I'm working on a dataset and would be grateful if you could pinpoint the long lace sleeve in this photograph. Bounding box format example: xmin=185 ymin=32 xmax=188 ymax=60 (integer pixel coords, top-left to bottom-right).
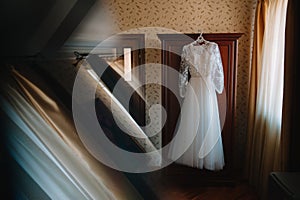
xmin=179 ymin=47 xmax=189 ymax=98
xmin=212 ymin=44 xmax=224 ymax=94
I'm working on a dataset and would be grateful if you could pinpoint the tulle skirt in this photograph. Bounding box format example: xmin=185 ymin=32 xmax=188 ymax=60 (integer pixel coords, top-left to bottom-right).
xmin=167 ymin=76 xmax=225 ymax=171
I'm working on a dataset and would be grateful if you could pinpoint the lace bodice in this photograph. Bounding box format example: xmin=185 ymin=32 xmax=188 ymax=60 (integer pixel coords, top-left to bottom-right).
xmin=179 ymin=41 xmax=224 ymax=97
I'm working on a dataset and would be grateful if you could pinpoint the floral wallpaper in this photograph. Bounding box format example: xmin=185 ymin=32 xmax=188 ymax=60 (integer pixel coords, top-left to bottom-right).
xmin=98 ymin=0 xmax=257 ymax=160
xmin=65 ymin=0 xmax=258 ymax=163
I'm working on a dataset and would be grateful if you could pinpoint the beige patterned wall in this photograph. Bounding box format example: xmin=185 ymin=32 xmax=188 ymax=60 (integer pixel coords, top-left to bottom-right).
xmin=70 ymin=0 xmax=257 ymax=162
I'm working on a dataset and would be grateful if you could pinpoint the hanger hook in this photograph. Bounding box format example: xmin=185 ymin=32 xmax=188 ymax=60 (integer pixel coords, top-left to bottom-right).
xmin=198 ymin=29 xmax=203 ymax=36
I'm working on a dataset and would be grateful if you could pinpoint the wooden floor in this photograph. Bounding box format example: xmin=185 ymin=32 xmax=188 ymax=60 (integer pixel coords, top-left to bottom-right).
xmin=142 ymin=171 xmax=259 ymax=200
xmin=154 ymin=182 xmax=258 ymax=200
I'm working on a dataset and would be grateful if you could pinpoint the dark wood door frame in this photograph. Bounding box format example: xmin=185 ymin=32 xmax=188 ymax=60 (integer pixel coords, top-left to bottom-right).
xmin=158 ymin=33 xmax=242 ymax=182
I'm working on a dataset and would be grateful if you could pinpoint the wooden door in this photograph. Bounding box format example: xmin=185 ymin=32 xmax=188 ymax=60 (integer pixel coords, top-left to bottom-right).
xmin=158 ymin=33 xmax=242 ymax=182
xmin=99 ymin=34 xmax=146 ymax=126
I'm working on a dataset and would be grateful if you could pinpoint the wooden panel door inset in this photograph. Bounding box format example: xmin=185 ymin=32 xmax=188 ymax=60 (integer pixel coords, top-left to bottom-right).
xmin=158 ymin=33 xmax=242 ymax=181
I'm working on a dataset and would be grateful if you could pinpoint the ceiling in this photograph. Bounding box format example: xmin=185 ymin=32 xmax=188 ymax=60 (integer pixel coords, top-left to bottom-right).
xmin=1 ymin=0 xmax=96 ymax=57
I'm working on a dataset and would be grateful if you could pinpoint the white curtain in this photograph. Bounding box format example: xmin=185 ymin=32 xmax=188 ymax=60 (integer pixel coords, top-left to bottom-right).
xmin=256 ymin=0 xmax=288 ymax=133
xmin=0 ymin=65 xmax=146 ymax=199
xmin=246 ymin=0 xmax=288 ymax=198
xmin=0 ymin=86 xmax=117 ymax=200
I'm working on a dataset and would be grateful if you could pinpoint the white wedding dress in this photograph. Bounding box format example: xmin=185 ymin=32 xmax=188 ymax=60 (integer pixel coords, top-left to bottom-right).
xmin=168 ymin=40 xmax=225 ymax=171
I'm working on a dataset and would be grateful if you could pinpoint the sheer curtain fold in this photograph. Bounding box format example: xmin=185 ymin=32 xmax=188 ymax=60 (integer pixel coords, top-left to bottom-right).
xmin=2 ymin=100 xmax=88 ymax=200
xmin=0 ymin=68 xmax=143 ymax=200
xmin=1 ymin=89 xmax=102 ymax=200
xmin=246 ymin=0 xmax=288 ymax=198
